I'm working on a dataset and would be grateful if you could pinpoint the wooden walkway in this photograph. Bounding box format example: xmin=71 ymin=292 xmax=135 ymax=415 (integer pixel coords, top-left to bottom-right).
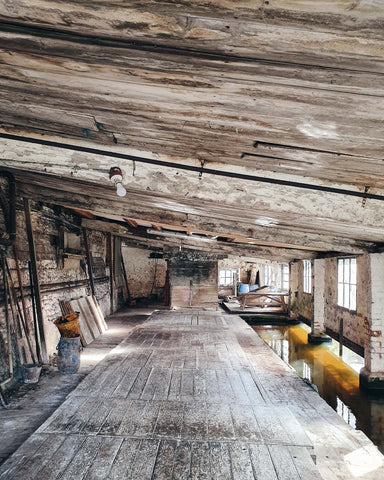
xmin=0 ymin=310 xmax=383 ymax=479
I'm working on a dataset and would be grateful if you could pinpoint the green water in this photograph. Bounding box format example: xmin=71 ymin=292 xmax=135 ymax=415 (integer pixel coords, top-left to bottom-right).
xmin=253 ymin=322 xmax=384 ymax=455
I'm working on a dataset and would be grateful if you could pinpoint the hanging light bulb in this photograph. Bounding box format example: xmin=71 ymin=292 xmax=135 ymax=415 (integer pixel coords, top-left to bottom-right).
xmin=109 ymin=167 xmax=127 ymax=197
xmin=116 ymin=181 xmax=127 ymax=197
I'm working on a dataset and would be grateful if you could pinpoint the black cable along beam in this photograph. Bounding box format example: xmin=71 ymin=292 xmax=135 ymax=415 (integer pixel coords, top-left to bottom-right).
xmin=1 ymin=132 xmax=383 ymax=201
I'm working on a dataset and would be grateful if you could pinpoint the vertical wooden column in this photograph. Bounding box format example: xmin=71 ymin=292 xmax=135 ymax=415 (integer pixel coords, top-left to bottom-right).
xmin=82 ymin=227 xmax=95 ymax=296
xmin=23 ymin=198 xmax=48 ymax=364
xmin=107 ymin=232 xmax=114 ymax=314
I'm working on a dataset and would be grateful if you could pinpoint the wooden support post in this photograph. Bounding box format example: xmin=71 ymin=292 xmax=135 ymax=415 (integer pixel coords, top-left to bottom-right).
xmin=23 ymin=198 xmax=48 ymax=364
xmin=107 ymin=232 xmax=114 ymax=314
xmin=28 ymin=261 xmax=40 ymax=364
xmin=82 ymin=227 xmax=95 ymax=296
xmin=12 ymin=242 xmax=30 ymax=336
xmin=121 ymin=256 xmax=130 ymax=301
xmin=4 ymin=257 xmax=36 ymax=364
xmin=339 ymin=317 xmax=344 ymax=357
xmin=1 ymin=251 xmax=13 ymax=382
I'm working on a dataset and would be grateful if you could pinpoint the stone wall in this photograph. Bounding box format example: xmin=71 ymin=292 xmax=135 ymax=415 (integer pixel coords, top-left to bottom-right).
xmin=122 ymin=246 xmax=166 ymax=300
xmin=323 ymin=256 xmax=370 ymax=351
xmin=290 ymin=261 xmax=312 ymax=321
xmin=218 ymin=258 xmax=263 ymax=285
xmin=291 ymin=256 xmax=370 ymax=354
xmin=0 ymin=201 xmax=116 ymax=383
xmin=218 ymin=257 xmax=286 ymax=287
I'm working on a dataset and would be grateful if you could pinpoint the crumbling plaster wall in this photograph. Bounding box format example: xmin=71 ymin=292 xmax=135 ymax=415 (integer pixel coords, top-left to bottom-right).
xmin=218 ymin=257 xmax=273 ymax=285
xmin=290 ymin=260 xmax=312 ymax=321
xmin=219 ymin=258 xmax=256 ymax=284
xmin=121 ymin=246 xmax=166 ymax=300
xmin=363 ymin=253 xmax=384 ymax=377
xmin=0 ymin=202 xmax=112 ymax=382
xmin=291 ymin=256 xmax=370 ymax=352
xmin=323 ymin=256 xmax=370 ymax=350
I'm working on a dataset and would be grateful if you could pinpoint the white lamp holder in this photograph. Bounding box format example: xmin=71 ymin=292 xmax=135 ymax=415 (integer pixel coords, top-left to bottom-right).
xmin=109 ymin=167 xmax=126 ymax=197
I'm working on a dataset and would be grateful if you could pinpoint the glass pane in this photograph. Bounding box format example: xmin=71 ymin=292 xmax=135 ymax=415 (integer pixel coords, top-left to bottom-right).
xmin=338 ymin=259 xmax=344 ymax=283
xmin=350 ymin=285 xmax=356 ymax=310
xmin=344 ymin=260 xmax=350 ymax=284
xmin=344 ymin=283 xmax=350 ymax=309
xmin=350 ymin=259 xmax=357 ymax=285
xmin=338 ymin=283 xmax=344 ymax=306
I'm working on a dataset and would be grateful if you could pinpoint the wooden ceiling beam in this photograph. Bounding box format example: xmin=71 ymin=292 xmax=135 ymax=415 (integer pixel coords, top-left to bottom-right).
xmin=124 ymin=218 xmax=138 ymax=228
xmin=9 ymin=170 xmax=372 ymax=255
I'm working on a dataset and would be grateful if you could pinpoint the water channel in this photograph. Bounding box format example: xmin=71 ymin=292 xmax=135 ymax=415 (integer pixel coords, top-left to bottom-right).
xmin=251 ymin=321 xmax=384 ymax=454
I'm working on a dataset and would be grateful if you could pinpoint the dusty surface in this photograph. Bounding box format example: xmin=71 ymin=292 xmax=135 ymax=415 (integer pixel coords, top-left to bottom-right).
xmin=0 ymin=308 xmax=383 ymax=479
xmin=0 ymin=307 xmax=154 ymax=465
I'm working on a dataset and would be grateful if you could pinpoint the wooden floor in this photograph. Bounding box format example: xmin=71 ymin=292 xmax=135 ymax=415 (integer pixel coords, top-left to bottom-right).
xmin=0 ymin=310 xmax=383 ymax=479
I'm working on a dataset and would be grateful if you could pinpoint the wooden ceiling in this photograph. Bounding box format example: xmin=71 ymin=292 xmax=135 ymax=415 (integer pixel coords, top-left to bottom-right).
xmin=0 ymin=1 xmax=384 ymax=260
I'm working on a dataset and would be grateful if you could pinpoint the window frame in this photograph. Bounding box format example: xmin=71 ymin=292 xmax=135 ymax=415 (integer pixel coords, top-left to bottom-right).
xmin=281 ymin=264 xmax=289 ymax=292
xmin=302 ymin=260 xmax=312 ymax=294
xmin=337 ymin=257 xmax=357 ymax=311
xmin=263 ymin=264 xmax=272 ymax=286
xmin=218 ymin=268 xmax=239 ymax=286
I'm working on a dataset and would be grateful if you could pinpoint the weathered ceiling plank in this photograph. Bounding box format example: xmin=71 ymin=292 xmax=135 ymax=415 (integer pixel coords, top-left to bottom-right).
xmin=6 ymin=167 xmax=376 ymax=254
xmin=0 ymin=1 xmax=383 ymax=70
xmin=0 ymin=1 xmax=383 ymax=258
xmin=0 ymin=39 xmax=383 ymax=167
xmin=80 ymin=218 xmax=319 ymax=261
xmin=2 ymin=139 xmax=384 ymax=236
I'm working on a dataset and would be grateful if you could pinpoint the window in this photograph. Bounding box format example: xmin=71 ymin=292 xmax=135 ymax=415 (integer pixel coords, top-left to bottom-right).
xmin=303 ymin=260 xmax=311 ymax=294
xmin=337 ymin=258 xmax=356 ymax=310
xmin=281 ymin=264 xmax=289 ymax=291
xmin=263 ymin=264 xmax=272 ymax=285
xmin=219 ymin=268 xmax=238 ymax=286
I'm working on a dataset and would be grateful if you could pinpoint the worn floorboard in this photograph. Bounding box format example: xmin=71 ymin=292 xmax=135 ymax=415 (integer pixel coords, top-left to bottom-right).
xmin=1 ymin=309 xmax=383 ymax=479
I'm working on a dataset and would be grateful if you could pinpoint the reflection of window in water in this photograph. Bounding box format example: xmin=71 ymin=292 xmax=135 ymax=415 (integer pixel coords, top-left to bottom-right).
xmin=271 ymin=339 xmax=282 ymax=359
xmin=337 ymin=396 xmax=356 ymax=428
xmin=282 ymin=340 xmax=289 ymax=364
xmin=303 ymin=361 xmax=312 ymax=383
xmin=270 ymin=338 xmax=289 ymax=365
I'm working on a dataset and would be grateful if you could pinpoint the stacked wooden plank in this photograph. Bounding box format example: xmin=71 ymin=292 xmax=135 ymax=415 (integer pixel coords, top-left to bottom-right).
xmin=59 ymin=296 xmax=107 ymax=346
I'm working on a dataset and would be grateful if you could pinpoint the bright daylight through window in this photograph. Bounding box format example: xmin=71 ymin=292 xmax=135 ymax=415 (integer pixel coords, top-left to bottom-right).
xmin=338 ymin=258 xmax=357 ymax=310
xmin=303 ymin=260 xmax=311 ymax=294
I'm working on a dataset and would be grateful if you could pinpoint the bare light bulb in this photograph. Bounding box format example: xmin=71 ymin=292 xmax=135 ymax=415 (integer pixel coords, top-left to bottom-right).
xmin=109 ymin=167 xmax=127 ymax=197
xmin=116 ymin=182 xmax=127 ymax=197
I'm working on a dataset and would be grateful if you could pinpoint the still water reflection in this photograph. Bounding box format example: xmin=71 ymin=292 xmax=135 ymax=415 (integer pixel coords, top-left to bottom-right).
xmin=252 ymin=322 xmax=384 ymax=454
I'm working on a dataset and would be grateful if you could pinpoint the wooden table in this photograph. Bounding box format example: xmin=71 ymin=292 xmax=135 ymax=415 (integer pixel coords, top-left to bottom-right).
xmin=239 ymin=291 xmax=289 ymax=312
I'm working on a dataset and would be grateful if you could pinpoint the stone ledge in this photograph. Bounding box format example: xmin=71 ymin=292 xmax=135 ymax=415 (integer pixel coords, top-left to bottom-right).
xmin=308 ymin=332 xmax=332 ymax=344
xmin=360 ymin=367 xmax=384 ymax=392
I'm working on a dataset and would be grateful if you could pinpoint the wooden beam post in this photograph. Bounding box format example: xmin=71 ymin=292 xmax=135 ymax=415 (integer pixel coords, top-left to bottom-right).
xmin=82 ymin=227 xmax=95 ymax=296
xmin=107 ymin=232 xmax=114 ymax=314
xmin=23 ymin=198 xmax=48 ymax=364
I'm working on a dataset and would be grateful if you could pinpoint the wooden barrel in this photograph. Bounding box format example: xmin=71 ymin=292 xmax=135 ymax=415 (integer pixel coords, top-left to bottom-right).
xmin=57 ymin=336 xmax=81 ymax=374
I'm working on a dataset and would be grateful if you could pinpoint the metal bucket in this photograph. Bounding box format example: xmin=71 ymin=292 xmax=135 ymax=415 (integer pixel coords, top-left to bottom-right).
xmin=57 ymin=336 xmax=81 ymax=374
xmin=22 ymin=364 xmax=42 ymax=384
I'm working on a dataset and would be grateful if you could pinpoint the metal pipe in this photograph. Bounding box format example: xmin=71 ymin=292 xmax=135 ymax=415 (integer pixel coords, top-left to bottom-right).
xmin=1 ymin=133 xmax=384 ymax=201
